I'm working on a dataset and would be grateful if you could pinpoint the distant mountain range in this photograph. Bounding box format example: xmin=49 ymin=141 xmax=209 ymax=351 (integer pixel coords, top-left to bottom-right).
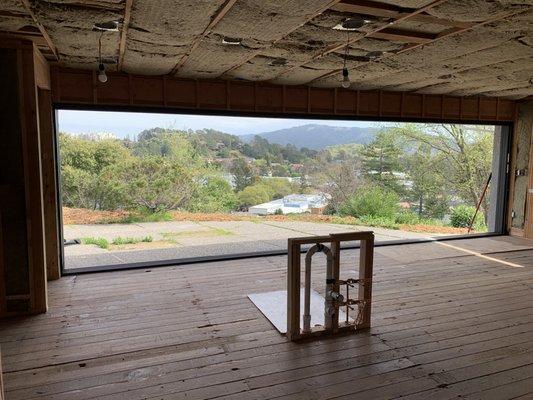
xmin=242 ymin=124 xmax=377 ymax=150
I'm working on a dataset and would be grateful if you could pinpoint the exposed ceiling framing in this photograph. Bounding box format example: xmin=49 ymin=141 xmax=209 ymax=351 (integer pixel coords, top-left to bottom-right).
xmin=170 ymin=0 xmax=239 ymax=75
xmin=117 ymin=0 xmax=133 ymax=71
xmin=219 ymin=0 xmax=343 ymax=78
xmin=309 ymin=5 xmax=529 ymax=86
xmin=0 ymin=0 xmax=531 ymax=99
xmin=17 ymin=0 xmax=58 ymax=60
xmin=272 ymin=0 xmax=453 ymax=80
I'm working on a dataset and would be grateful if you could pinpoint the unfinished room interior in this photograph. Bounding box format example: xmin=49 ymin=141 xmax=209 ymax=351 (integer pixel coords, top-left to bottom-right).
xmin=1 ymin=0 xmax=533 ymax=398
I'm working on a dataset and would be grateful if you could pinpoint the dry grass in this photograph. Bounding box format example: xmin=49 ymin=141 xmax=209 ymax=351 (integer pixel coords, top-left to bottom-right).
xmin=63 ymin=207 xmax=130 ymax=225
xmin=63 ymin=207 xmax=469 ymax=235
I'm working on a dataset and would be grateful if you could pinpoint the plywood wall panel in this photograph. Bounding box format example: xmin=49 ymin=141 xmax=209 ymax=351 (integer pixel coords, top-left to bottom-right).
xmin=358 ymin=91 xmax=380 ymax=116
xmin=381 ymin=92 xmax=402 ymax=117
xmin=402 ymin=93 xmax=423 ymax=117
xmin=51 ymin=68 xmax=516 ymax=123
xmin=228 ymin=82 xmax=255 ymax=111
xmin=284 ymin=86 xmax=308 ymax=113
xmin=132 ymin=76 xmax=164 ymax=106
xmin=96 ymin=74 xmax=130 ymax=105
xmin=310 ymin=88 xmax=334 ymax=114
xmin=53 ymin=70 xmax=93 ymax=104
xmin=479 ymin=98 xmax=498 ymax=120
xmin=198 ymin=81 xmax=227 ymax=109
xmin=256 ymin=85 xmax=283 ymax=112
xmin=336 ymin=90 xmax=357 ymax=115
xmin=442 ymin=97 xmax=461 ymax=119
xmin=424 ymin=95 xmax=443 ymax=118
xmin=461 ymin=98 xmax=479 ymax=119
xmin=165 ymin=79 xmax=196 ymax=108
xmin=498 ymin=99 xmax=515 ymax=121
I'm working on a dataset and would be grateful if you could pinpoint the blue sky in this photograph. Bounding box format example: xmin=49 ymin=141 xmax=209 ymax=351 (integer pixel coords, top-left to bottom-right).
xmin=58 ymin=110 xmax=377 ymax=138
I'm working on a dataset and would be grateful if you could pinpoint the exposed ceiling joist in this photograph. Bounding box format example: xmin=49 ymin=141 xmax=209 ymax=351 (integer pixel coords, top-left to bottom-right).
xmin=219 ymin=0 xmax=343 ymax=77
xmin=396 ymin=8 xmax=526 ymax=55
xmin=408 ymin=13 xmax=474 ymax=29
xmin=369 ymin=27 xmax=435 ymax=43
xmin=170 ymin=0 xmax=238 ymax=75
xmin=330 ymin=0 xmax=403 ymax=18
xmin=117 ymin=0 xmax=133 ymax=71
xmin=18 ymin=0 xmax=58 ymax=60
xmin=0 ymin=30 xmax=48 ymax=46
xmin=0 ymin=10 xmax=29 ymax=18
xmin=309 ymin=7 xmax=528 ymax=86
xmin=60 ymin=0 xmax=123 ymax=11
xmin=272 ymin=0 xmax=447 ymax=81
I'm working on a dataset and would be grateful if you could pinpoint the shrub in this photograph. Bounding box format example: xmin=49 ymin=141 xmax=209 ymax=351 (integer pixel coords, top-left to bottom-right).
xmin=450 ymin=205 xmax=484 ymax=228
xmin=394 ymin=210 xmax=420 ymax=225
xmin=357 ymin=215 xmax=399 ymax=230
xmin=81 ymin=237 xmax=109 ymax=249
xmin=274 ymin=208 xmax=284 ymax=215
xmin=113 ymin=156 xmax=198 ymax=212
xmin=237 ymin=185 xmax=271 ymax=208
xmin=339 ymin=186 xmax=400 ymax=219
xmin=111 ymin=236 xmax=153 ymax=245
xmin=188 ymin=176 xmax=237 ymax=213
xmin=117 ymin=210 xmax=173 ymax=223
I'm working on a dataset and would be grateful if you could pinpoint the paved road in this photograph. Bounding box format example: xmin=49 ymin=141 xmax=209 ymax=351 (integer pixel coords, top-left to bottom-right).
xmin=63 ymin=220 xmax=444 ymax=271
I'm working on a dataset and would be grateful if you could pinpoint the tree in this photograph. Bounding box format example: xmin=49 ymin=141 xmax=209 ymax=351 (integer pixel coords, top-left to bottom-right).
xmin=59 ymin=134 xmax=131 ymax=210
xmin=237 ymin=185 xmax=271 ymax=209
xmin=359 ymin=131 xmax=404 ymax=193
xmin=189 ymin=176 xmax=237 ymax=213
xmin=318 ymin=159 xmax=361 ymax=214
xmin=339 ymin=186 xmax=400 ymax=219
xmin=403 ymin=138 xmax=448 ymax=218
xmin=396 ymin=124 xmax=493 ymax=221
xmin=113 ymin=156 xmax=198 ymax=212
xmin=231 ymin=157 xmax=254 ymax=191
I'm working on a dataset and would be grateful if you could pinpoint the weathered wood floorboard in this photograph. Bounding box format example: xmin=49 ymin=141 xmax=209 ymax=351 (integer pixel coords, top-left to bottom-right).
xmin=1 ymin=236 xmax=532 ymax=399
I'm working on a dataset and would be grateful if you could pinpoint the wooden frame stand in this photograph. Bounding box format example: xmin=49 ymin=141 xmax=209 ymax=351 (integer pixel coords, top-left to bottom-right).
xmin=287 ymin=232 xmax=374 ymax=341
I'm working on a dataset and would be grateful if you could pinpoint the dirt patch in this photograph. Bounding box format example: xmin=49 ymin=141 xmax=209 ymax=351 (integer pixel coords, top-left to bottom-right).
xmin=63 ymin=207 xmax=130 ymax=225
xmin=169 ymin=211 xmax=254 ymax=222
xmin=399 ymin=224 xmax=469 ymax=235
xmin=63 ymin=207 xmax=474 ymax=235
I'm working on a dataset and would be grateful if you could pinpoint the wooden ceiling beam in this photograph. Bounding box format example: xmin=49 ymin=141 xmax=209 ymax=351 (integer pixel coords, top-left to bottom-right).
xmin=272 ymin=0 xmax=447 ymax=81
xmin=408 ymin=13 xmax=475 ymax=29
xmin=395 ymin=8 xmax=525 ymax=55
xmin=170 ymin=0 xmax=238 ymax=75
xmin=369 ymin=27 xmax=436 ymax=43
xmin=0 ymin=10 xmax=29 ymax=19
xmin=330 ymin=0 xmax=403 ymax=18
xmin=0 ymin=31 xmax=49 ymax=47
xmin=308 ymin=7 xmax=526 ymax=86
xmin=218 ymin=0 xmax=343 ymax=78
xmin=117 ymin=0 xmax=133 ymax=71
xmin=18 ymin=0 xmax=58 ymax=60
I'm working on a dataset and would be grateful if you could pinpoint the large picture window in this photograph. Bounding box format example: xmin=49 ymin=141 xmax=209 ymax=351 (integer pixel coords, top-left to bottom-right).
xmin=56 ymin=109 xmax=509 ymax=273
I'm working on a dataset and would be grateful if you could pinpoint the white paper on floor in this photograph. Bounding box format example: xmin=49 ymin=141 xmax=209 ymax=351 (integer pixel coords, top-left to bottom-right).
xmin=248 ymin=289 xmax=350 ymax=334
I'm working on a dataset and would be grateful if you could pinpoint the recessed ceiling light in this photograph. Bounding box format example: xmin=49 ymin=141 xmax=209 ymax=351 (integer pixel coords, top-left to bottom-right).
xmin=222 ymin=37 xmax=242 ymax=45
xmin=93 ymin=21 xmax=119 ymax=32
xmin=333 ymin=16 xmax=365 ymax=31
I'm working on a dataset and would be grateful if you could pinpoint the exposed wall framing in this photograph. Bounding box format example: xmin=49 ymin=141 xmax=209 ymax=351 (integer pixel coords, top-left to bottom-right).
xmin=38 ymin=88 xmax=60 ymax=281
xmin=508 ymin=101 xmax=533 ymax=237
xmin=51 ymin=68 xmax=516 ymax=122
xmin=0 ymin=38 xmax=51 ymax=317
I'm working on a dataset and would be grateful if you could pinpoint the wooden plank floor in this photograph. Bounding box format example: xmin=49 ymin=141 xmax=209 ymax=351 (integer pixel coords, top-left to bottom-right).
xmin=1 ymin=236 xmax=533 ymax=400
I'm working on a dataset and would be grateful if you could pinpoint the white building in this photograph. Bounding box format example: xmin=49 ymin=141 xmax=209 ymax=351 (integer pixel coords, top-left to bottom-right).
xmin=248 ymin=193 xmax=328 ymax=215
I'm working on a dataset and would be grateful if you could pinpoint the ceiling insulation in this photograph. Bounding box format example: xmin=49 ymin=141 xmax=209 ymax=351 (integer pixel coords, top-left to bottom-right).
xmin=1 ymin=0 xmax=29 ymax=13
xmin=0 ymin=0 xmax=531 ymax=99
